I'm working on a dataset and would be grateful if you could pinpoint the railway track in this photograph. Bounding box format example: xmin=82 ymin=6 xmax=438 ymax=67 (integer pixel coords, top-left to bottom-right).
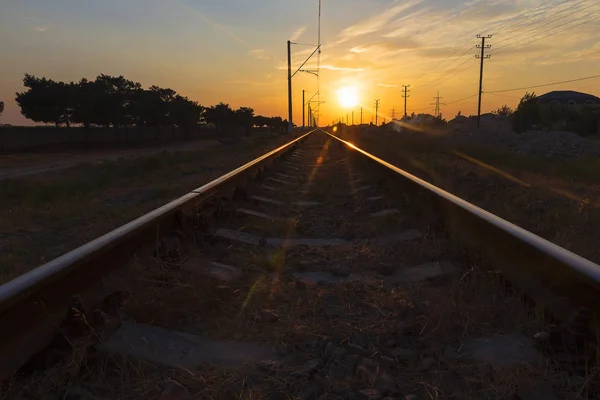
xmin=1 ymin=129 xmax=600 ymax=399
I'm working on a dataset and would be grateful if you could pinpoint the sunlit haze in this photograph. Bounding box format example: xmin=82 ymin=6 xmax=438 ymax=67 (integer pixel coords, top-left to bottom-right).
xmin=1 ymin=0 xmax=599 ymax=125
xmin=337 ymin=86 xmax=360 ymax=108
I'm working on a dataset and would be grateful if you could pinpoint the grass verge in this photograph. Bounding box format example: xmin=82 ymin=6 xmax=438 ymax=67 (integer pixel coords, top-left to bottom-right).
xmin=0 ymin=134 xmax=296 ymax=283
xmin=342 ymin=130 xmax=600 ymax=265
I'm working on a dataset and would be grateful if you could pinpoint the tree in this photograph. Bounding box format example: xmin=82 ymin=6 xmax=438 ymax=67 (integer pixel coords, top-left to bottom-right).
xmin=131 ymin=86 xmax=176 ymax=129
xmin=0 ymin=101 xmax=4 ymax=119
xmin=170 ymin=95 xmax=203 ymax=133
xmin=268 ymin=116 xmax=284 ymax=132
xmin=92 ymin=74 xmax=141 ymax=129
xmin=253 ymin=115 xmax=270 ymax=128
xmin=71 ymin=78 xmax=98 ymax=128
xmin=204 ymin=102 xmax=235 ymax=132
xmin=511 ymin=92 xmax=540 ymax=133
xmin=15 ymin=74 xmax=76 ymax=127
xmin=492 ymin=104 xmax=514 ymax=117
xmin=235 ymin=106 xmax=254 ymax=136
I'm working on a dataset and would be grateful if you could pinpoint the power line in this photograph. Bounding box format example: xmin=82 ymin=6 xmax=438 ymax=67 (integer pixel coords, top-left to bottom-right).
xmin=446 ymin=94 xmax=479 ymax=105
xmin=492 ymin=10 xmax=600 ymax=55
xmin=415 ymin=38 xmax=474 ymax=82
xmin=405 ymin=94 xmax=478 ymax=113
xmin=290 ymin=42 xmax=319 ymax=47
xmin=493 ymin=0 xmax=597 ymax=48
xmin=487 ymin=0 xmax=564 ymax=36
xmin=485 ymin=92 xmax=522 ymax=100
xmin=418 ymin=46 xmax=476 ymax=88
xmin=492 ymin=0 xmax=588 ymax=42
xmin=420 ymin=56 xmax=478 ymax=90
xmin=486 ymin=74 xmax=600 ymax=93
xmin=417 ymin=0 xmax=564 ymax=84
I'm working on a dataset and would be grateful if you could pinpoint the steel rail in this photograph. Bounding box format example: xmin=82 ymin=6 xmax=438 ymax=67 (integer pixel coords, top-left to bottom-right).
xmin=323 ymin=129 xmax=600 ymax=328
xmin=0 ymin=130 xmax=315 ymax=378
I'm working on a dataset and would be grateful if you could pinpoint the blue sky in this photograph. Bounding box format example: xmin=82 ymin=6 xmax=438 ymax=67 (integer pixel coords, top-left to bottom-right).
xmin=1 ymin=0 xmax=599 ymax=125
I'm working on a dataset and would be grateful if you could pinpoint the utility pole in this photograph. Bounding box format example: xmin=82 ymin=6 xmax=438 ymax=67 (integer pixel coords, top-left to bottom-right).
xmin=391 ymin=107 xmax=396 ymax=120
xmin=375 ymin=99 xmax=380 ymax=125
xmin=431 ymin=91 xmax=446 ymax=118
xmin=287 ymin=40 xmax=293 ymax=133
xmin=352 ymin=111 xmax=354 ymax=125
xmin=302 ymin=90 xmax=305 ymax=129
xmin=360 ymin=107 xmax=363 ymax=125
xmin=476 ymin=35 xmax=492 ymax=129
xmin=346 ymin=114 xmax=348 ymax=125
xmin=402 ymin=85 xmax=410 ymax=118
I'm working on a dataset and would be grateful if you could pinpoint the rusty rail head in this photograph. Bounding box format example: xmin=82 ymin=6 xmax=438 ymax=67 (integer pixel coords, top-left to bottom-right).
xmin=0 ymin=129 xmax=315 ymax=378
xmin=323 ymin=129 xmax=600 ymax=325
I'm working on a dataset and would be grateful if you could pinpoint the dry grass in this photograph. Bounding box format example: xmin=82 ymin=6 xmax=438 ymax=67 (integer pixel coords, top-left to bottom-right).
xmin=6 ymin=244 xmax=592 ymax=399
xmin=344 ymin=130 xmax=600 ymax=265
xmin=0 ymin=134 xmax=294 ymax=284
xmin=4 ymin=132 xmax=598 ymax=399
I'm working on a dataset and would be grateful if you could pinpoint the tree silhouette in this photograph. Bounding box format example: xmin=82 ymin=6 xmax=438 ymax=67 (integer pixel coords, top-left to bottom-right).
xmin=204 ymin=103 xmax=235 ymax=133
xmin=15 ymin=74 xmax=75 ymax=127
xmin=253 ymin=115 xmax=269 ymax=128
xmin=93 ymin=74 xmax=142 ymax=129
xmin=71 ymin=78 xmax=97 ymax=128
xmin=0 ymin=101 xmax=4 ymax=119
xmin=512 ymin=92 xmax=540 ymax=133
xmin=235 ymin=107 xmax=255 ymax=136
xmin=13 ymin=73 xmax=284 ymax=136
xmin=493 ymin=104 xmax=514 ymax=117
xmin=131 ymin=86 xmax=176 ymax=130
xmin=170 ymin=96 xmax=203 ymax=128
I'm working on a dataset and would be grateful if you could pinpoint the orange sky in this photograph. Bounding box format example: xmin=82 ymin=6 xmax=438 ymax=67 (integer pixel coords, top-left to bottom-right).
xmin=1 ymin=0 xmax=599 ymax=126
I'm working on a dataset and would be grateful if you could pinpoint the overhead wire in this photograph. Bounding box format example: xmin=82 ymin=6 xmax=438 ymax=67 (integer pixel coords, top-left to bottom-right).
xmin=491 ymin=0 xmax=588 ymax=41
xmin=492 ymin=10 xmax=600 ymax=55
xmin=413 ymin=1 xmax=568 ymax=92
xmin=492 ymin=0 xmax=597 ymax=48
xmin=486 ymin=74 xmax=600 ymax=93
xmin=487 ymin=0 xmax=564 ymax=36
xmin=414 ymin=38 xmax=474 ymax=82
xmin=417 ymin=46 xmax=476 ymax=87
xmin=419 ymin=0 xmax=567 ymax=83
xmin=419 ymin=54 xmax=479 ymax=90
xmin=485 ymin=92 xmax=522 ymax=100
xmin=445 ymin=93 xmax=479 ymax=105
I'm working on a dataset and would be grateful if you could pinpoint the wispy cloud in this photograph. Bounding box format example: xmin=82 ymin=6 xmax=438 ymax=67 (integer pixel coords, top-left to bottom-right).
xmin=173 ymin=0 xmax=251 ymax=48
xmin=290 ymin=26 xmax=306 ymax=41
xmin=335 ymin=0 xmax=424 ymax=43
xmin=250 ymin=49 xmax=270 ymax=60
xmin=321 ymin=65 xmax=365 ymax=72
xmin=350 ymin=47 xmax=368 ymax=54
xmin=34 ymin=26 xmax=49 ymax=32
xmin=378 ymin=83 xmax=399 ymax=88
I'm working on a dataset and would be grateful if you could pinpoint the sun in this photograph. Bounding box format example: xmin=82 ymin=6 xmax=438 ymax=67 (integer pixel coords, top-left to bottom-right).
xmin=337 ymin=86 xmax=359 ymax=108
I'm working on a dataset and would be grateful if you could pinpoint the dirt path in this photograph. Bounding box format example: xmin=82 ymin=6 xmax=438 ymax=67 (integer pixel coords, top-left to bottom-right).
xmin=0 ymin=139 xmax=219 ymax=181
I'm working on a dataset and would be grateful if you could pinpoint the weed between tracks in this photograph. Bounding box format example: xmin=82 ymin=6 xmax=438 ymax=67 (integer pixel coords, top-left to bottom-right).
xmin=5 ymin=246 xmax=596 ymax=399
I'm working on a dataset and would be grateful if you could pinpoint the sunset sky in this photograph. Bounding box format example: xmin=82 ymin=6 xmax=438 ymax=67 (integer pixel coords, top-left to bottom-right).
xmin=1 ymin=0 xmax=599 ymax=126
